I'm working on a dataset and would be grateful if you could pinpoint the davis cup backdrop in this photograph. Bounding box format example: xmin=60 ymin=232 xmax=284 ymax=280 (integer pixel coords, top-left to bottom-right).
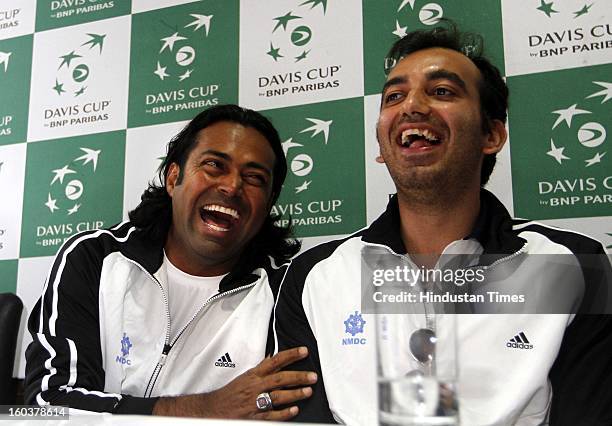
xmin=0 ymin=0 xmax=610 ymax=377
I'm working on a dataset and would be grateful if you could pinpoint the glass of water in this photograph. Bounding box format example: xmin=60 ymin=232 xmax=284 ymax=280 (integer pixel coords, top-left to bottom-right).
xmin=376 ymin=313 xmax=458 ymax=426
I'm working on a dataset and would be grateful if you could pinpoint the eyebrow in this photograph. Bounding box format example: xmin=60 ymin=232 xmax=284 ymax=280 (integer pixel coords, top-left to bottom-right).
xmin=427 ymin=69 xmax=467 ymax=91
xmin=382 ymin=76 xmax=406 ymax=95
xmin=198 ymin=149 xmax=272 ymax=176
xmin=381 ymin=69 xmax=468 ymax=94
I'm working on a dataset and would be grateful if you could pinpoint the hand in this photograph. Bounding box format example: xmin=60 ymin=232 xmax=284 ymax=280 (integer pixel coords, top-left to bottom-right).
xmin=153 ymin=346 xmax=317 ymax=420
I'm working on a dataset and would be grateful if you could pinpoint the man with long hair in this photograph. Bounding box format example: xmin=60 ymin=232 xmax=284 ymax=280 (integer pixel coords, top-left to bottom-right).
xmin=25 ymin=105 xmax=317 ymax=420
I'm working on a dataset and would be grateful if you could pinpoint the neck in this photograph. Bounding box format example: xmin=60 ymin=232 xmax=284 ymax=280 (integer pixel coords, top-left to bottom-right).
xmin=397 ymin=187 xmax=481 ymax=260
xmin=164 ymin=230 xmax=236 ymax=277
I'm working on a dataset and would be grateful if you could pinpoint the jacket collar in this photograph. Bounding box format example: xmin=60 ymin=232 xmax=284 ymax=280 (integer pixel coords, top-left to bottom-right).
xmin=120 ymin=226 xmax=268 ymax=292
xmin=361 ymin=189 xmax=526 ymax=259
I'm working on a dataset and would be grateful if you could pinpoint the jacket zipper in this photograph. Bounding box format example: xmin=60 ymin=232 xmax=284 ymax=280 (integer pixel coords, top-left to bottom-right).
xmin=362 ymin=241 xmax=528 ymax=333
xmin=128 ymin=256 xmax=256 ymax=397
xmin=478 ymin=243 xmax=528 ymax=270
xmin=119 ymin=258 xmax=172 ymax=398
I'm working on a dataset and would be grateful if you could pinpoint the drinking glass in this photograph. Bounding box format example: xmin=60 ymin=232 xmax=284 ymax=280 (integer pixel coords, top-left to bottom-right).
xmin=376 ymin=313 xmax=458 ymax=426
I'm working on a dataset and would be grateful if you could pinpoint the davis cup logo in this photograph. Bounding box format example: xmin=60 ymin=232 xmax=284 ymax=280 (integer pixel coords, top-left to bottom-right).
xmin=266 ymin=0 xmax=327 ymax=63
xmin=153 ymin=14 xmax=212 ymax=82
xmin=268 ymin=98 xmax=365 ymax=236
xmin=535 ymin=78 xmax=611 ymax=211
xmin=521 ymin=0 xmax=610 ymax=62
xmin=45 ymin=147 xmax=101 ymax=216
xmin=546 ymin=81 xmax=610 ymax=168
xmin=393 ymin=0 xmax=444 ymax=39
xmin=282 ymin=116 xmax=332 ymax=194
xmin=53 ymin=34 xmax=106 ymax=97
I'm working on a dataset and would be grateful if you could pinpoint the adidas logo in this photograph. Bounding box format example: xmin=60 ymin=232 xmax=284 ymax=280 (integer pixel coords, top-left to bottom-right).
xmin=506 ymin=332 xmax=534 ymax=350
xmin=214 ymin=352 xmax=236 ymax=368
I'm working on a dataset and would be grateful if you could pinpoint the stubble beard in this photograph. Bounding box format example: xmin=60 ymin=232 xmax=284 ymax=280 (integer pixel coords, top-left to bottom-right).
xmin=384 ymin=136 xmax=484 ymax=212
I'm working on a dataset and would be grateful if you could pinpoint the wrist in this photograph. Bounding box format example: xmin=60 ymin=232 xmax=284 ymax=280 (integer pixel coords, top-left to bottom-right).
xmin=152 ymin=396 xmax=179 ymax=416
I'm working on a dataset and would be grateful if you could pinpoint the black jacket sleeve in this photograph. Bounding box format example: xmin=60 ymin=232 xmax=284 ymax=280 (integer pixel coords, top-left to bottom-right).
xmin=548 ymin=246 xmax=612 ymax=426
xmin=273 ymin=261 xmax=337 ymax=423
xmin=24 ymin=233 xmax=158 ymax=414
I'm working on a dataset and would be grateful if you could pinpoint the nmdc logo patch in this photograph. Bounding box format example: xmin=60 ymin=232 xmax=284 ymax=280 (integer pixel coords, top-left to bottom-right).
xmin=116 ymin=332 xmax=133 ymax=366
xmin=342 ymin=311 xmax=367 ymax=346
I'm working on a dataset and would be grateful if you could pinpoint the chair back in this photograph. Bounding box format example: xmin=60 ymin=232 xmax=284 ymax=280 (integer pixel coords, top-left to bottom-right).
xmin=0 ymin=293 xmax=23 ymax=404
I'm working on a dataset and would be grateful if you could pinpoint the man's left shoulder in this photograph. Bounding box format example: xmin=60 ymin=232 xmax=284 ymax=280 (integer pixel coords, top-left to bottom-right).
xmin=511 ymin=219 xmax=607 ymax=255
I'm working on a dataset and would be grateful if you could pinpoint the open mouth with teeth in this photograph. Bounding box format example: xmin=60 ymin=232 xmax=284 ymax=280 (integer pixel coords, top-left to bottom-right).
xmin=199 ymin=204 xmax=240 ymax=233
xmin=399 ymin=128 xmax=442 ymax=149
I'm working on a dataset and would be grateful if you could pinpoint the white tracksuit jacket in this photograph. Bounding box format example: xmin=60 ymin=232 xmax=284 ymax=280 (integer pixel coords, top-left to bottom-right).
xmin=25 ymin=221 xmax=283 ymax=414
xmin=273 ymin=190 xmax=612 ymax=426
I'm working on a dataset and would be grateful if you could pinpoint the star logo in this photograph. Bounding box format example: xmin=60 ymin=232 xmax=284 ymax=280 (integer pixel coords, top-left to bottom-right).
xmin=585 ymin=152 xmax=605 ymax=167
xmin=536 ymin=0 xmax=559 ymax=17
xmin=295 ymin=50 xmax=310 ymax=62
xmin=300 ymin=118 xmax=333 ymax=144
xmin=587 ymin=81 xmax=612 ymax=104
xmin=160 ymin=32 xmax=187 ymax=53
xmin=75 ymin=147 xmax=101 ymax=171
xmin=185 ymin=14 xmax=213 ymax=35
xmin=282 ymin=137 xmax=303 ymax=156
xmin=273 ymin=11 xmax=302 ymax=32
xmin=0 ymin=51 xmax=11 ymax=73
xmin=52 ymin=79 xmax=66 ymax=95
xmin=51 ymin=165 xmax=76 ymax=185
xmin=58 ymin=51 xmax=82 ymax=70
xmin=295 ymin=180 xmax=312 ymax=193
xmin=179 ymin=69 xmax=193 ymax=81
xmin=267 ymin=43 xmax=283 ymax=61
xmin=45 ymin=193 xmax=59 ymax=213
xmin=573 ymin=3 xmax=593 ymax=18
xmin=153 ymin=61 xmax=170 ymax=80
xmin=552 ymin=104 xmax=591 ymax=129
xmin=547 ymin=139 xmax=570 ymax=164
xmin=392 ymin=20 xmax=408 ymax=38
xmin=81 ymin=33 xmax=106 ymax=53
xmin=397 ymin=0 xmax=417 ymax=12
xmin=300 ymin=0 xmax=328 ymax=14
xmin=67 ymin=204 xmax=81 ymax=215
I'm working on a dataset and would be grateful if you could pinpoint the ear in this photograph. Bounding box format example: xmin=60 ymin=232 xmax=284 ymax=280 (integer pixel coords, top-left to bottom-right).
xmin=375 ymin=125 xmax=386 ymax=164
xmin=483 ymin=119 xmax=507 ymax=155
xmin=166 ymin=163 xmax=180 ymax=196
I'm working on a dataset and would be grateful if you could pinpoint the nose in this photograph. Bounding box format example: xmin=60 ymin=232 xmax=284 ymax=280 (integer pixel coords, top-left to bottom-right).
xmin=218 ymin=171 xmax=243 ymax=197
xmin=400 ymin=89 xmax=430 ymax=118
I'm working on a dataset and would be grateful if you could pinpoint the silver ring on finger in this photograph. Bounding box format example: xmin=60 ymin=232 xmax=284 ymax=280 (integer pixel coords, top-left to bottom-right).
xmin=256 ymin=392 xmax=273 ymax=411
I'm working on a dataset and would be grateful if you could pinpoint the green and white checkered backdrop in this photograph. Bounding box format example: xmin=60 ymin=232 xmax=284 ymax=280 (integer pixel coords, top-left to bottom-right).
xmin=1 ymin=0 xmax=610 ymax=378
